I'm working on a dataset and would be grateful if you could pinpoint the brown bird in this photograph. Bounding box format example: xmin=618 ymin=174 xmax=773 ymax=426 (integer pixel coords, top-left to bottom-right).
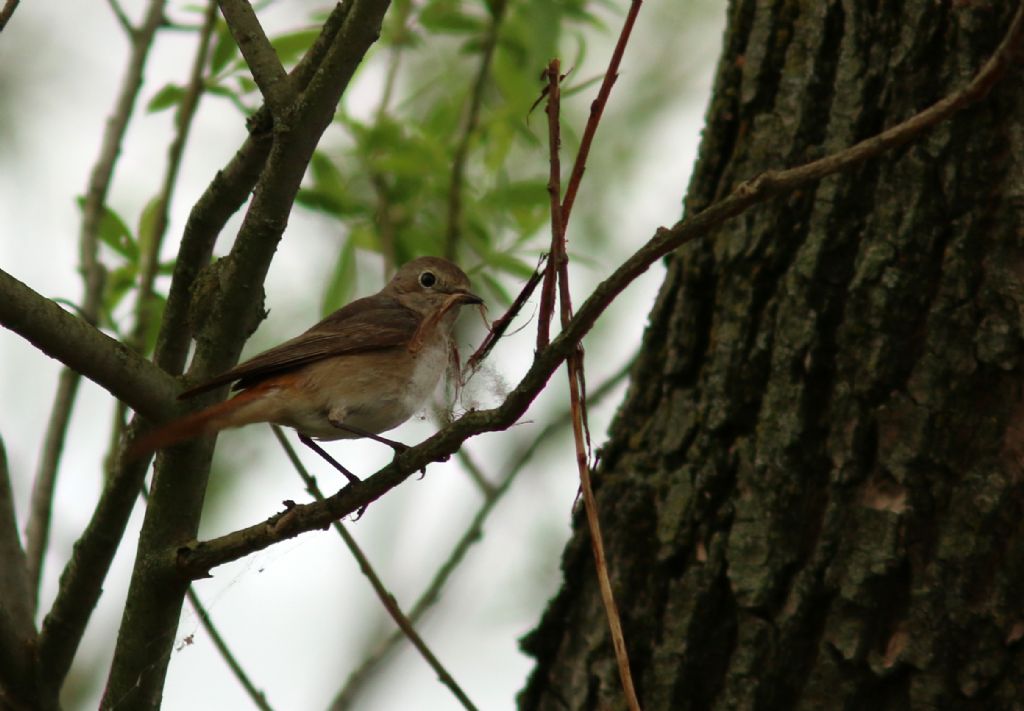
xmin=130 ymin=256 xmax=482 ymax=482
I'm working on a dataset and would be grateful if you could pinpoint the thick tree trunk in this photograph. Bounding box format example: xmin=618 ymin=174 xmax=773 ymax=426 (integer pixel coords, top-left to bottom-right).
xmin=521 ymin=2 xmax=1024 ymax=709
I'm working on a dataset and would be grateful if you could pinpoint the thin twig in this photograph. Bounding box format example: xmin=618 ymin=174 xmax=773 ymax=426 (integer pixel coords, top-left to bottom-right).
xmin=544 ymin=54 xmax=640 ymax=710
xmin=0 ymin=439 xmax=31 ymax=622
xmin=133 ymin=478 xmax=277 ymax=711
xmin=455 ymin=447 xmax=497 ymax=497
xmin=369 ymin=172 xmax=399 ymax=278
xmin=131 ymin=0 xmax=217 ymax=354
xmin=560 ymin=0 xmax=643 ymax=223
xmin=105 ymin=0 xmax=134 ymax=36
xmin=185 ymin=588 xmax=275 ymax=711
xmin=374 ymin=0 xmax=410 ymax=124
xmin=24 ymin=370 xmax=82 ymax=610
xmin=0 ymin=436 xmax=36 ymax=708
xmin=106 ymin=0 xmax=217 ymax=472
xmin=443 ymin=0 xmax=508 ymax=261
xmin=565 ymin=354 xmax=638 ymax=707
xmin=103 ymin=0 xmax=219 ymax=475
xmin=536 ymin=60 xmax=564 ymax=351
xmin=466 ymin=253 xmax=546 ymax=371
xmin=23 ymin=0 xmax=168 ymax=613
xmin=570 ymin=370 xmax=638 ymax=707
xmin=327 ymin=359 xmax=633 ymax=709
xmin=367 ymin=2 xmax=416 ymax=279
xmin=0 ymin=0 xmax=21 ymax=33
xmin=271 ymin=427 xmax=480 ymax=711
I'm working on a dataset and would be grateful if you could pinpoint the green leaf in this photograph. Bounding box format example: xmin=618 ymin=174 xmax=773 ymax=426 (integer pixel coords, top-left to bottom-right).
xmin=204 ymin=82 xmax=251 ymax=114
xmin=236 ymin=76 xmax=258 ymax=95
xmin=310 ymin=152 xmax=346 ymax=195
xmin=147 ymin=84 xmax=183 ymax=114
xmin=487 ymin=250 xmax=538 ymax=279
xmin=482 ymin=119 xmax=516 ymax=173
xmin=139 ymin=293 xmax=167 ymax=355
xmin=271 ymin=29 xmax=319 ymax=67
xmin=77 ymin=197 xmax=138 ymax=261
xmin=492 ymin=49 xmax=540 ymax=114
xmin=372 ymin=131 xmax=448 ymax=178
xmin=420 ymin=1 xmax=485 ymax=34
xmin=103 ymin=262 xmax=138 ymax=314
xmin=203 ymin=82 xmax=233 ymax=99
xmin=347 ymin=223 xmax=378 ymax=252
xmin=298 ymin=153 xmax=367 ymax=217
xmin=210 ymin=20 xmax=238 ymax=75
xmin=297 ymin=188 xmax=339 ymax=215
xmin=478 ymin=271 xmax=512 ymax=307
xmin=321 ymin=240 xmax=358 ymax=316
xmin=137 ymin=195 xmax=163 ymax=260
xmin=482 ymin=179 xmax=547 ymax=211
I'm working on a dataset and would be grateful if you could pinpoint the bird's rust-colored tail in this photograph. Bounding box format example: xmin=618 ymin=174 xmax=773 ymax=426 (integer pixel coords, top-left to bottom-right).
xmin=126 ymin=388 xmax=264 ymax=460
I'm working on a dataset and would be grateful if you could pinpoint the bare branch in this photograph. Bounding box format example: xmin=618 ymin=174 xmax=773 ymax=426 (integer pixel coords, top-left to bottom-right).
xmin=23 ymin=369 xmax=80 ymax=612
xmin=560 ymin=0 xmax=643 ymax=224
xmin=0 ymin=437 xmax=38 ymax=710
xmin=36 ymin=452 xmax=153 ymax=698
xmin=16 ymin=6 xmax=362 ymax=705
xmin=30 ymin=6 xmax=357 ymax=702
xmin=454 ymin=447 xmax=497 ymax=497
xmin=101 ymin=3 xmax=396 ymax=707
xmin=466 ymin=253 xmax=546 ymax=371
xmin=328 ymin=359 xmax=633 ymax=709
xmin=186 ymin=587 xmax=275 ymax=711
xmin=0 ymin=440 xmax=30 ymax=622
xmin=536 ymin=60 xmax=564 ymax=351
xmin=545 ymin=43 xmax=639 ymax=708
xmin=23 ymin=0 xmax=168 ymax=617
xmin=274 ymin=428 xmax=479 ymax=711
xmin=130 ymin=0 xmax=218 ymax=354
xmin=216 ymin=0 xmax=291 ymax=113
xmin=443 ymin=0 xmax=508 ymax=260
xmin=82 ymin=0 xmax=167 ymax=314
xmin=564 ymin=356 xmax=638 ymax=708
xmin=105 ymin=0 xmax=134 ymax=36
xmin=368 ymin=0 xmax=415 ymax=278
xmin=153 ymin=1 xmax=352 ymax=375
xmin=0 ymin=0 xmax=20 ymax=33
xmin=0 ymin=269 xmax=179 ymax=420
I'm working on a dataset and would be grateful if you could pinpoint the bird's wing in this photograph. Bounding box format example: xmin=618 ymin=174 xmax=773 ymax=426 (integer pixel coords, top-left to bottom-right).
xmin=179 ymin=295 xmax=420 ymax=399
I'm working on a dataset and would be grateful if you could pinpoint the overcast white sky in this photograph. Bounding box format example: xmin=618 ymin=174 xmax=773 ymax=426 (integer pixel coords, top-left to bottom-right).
xmin=0 ymin=2 xmax=724 ymax=709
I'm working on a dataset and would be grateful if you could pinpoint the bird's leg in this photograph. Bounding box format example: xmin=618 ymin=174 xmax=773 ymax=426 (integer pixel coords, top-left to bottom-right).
xmin=299 ymin=434 xmax=360 ymax=486
xmin=326 ymin=417 xmax=409 ymax=454
xmin=326 ymin=417 xmax=427 ymax=477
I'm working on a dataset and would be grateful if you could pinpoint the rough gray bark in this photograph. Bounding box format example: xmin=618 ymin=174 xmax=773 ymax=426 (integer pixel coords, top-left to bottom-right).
xmin=521 ymin=1 xmax=1024 ymax=709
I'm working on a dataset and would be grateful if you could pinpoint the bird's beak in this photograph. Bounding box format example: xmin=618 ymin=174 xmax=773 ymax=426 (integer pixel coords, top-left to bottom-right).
xmin=453 ymin=288 xmax=484 ymax=305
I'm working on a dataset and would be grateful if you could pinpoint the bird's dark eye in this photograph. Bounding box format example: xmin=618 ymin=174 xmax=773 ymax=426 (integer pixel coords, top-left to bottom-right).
xmin=419 ymin=271 xmax=437 ymax=288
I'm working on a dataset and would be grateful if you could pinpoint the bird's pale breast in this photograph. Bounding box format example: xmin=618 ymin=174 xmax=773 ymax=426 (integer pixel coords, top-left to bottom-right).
xmin=280 ymin=335 xmax=450 ymax=441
